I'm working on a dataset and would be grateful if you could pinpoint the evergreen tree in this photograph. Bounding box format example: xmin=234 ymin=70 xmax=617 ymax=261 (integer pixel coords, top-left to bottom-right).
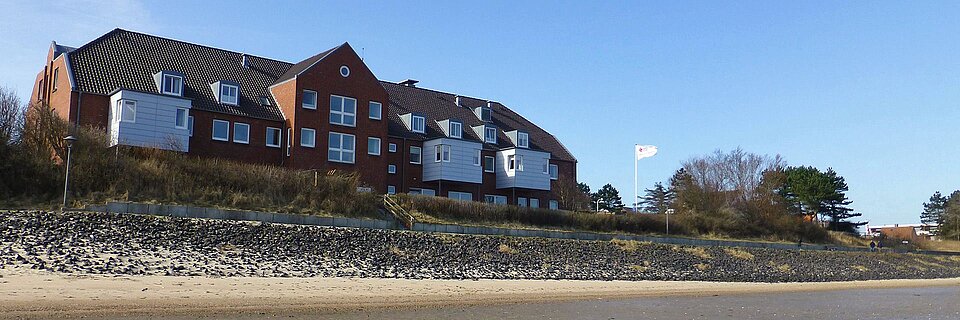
xmin=593 ymin=183 xmax=625 ymax=213
xmin=820 ymin=168 xmax=864 ymax=233
xmin=639 ymin=182 xmax=675 ymax=214
xmin=921 ymin=191 xmax=948 ymax=232
xmin=780 ymin=166 xmax=863 ymax=232
xmin=941 ymin=191 xmax=960 ymax=241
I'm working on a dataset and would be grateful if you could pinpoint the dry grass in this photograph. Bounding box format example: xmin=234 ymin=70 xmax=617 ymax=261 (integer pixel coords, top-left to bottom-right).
xmin=629 ymin=264 xmax=649 ymax=272
xmin=851 ymin=265 xmax=869 ymax=272
xmin=498 ymin=243 xmax=518 ymax=254
xmin=914 ymin=258 xmax=945 ymax=269
xmin=679 ymin=246 xmax=713 ymax=259
xmin=769 ymin=261 xmax=792 ymax=273
xmin=828 ymin=231 xmax=870 ymax=247
xmin=389 ymin=246 xmax=406 ymax=257
xmin=611 ymin=239 xmax=648 ymax=252
xmin=694 ymin=263 xmax=711 ymax=271
xmin=917 ymin=240 xmax=960 ymax=253
xmin=723 ymin=248 xmax=755 ymax=260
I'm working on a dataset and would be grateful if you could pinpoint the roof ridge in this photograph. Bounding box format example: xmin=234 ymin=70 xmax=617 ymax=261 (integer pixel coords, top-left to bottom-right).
xmin=95 ymin=28 xmax=295 ymax=66
xmin=379 ymin=80 xmax=502 ymax=106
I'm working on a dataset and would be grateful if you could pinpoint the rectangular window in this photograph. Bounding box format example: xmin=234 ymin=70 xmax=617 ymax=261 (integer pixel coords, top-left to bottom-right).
xmin=162 ymin=74 xmax=183 ymax=96
xmin=387 ymin=185 xmax=396 ymax=195
xmin=52 ymin=68 xmax=59 ymax=92
xmin=220 ymin=84 xmax=239 ymax=105
xmin=369 ymin=101 xmax=382 ymax=120
xmin=266 ymin=127 xmax=281 ymax=148
xmin=543 ymin=162 xmax=549 ymax=174
xmin=330 ymin=95 xmax=357 ymax=126
xmin=302 ymin=90 xmax=317 ymax=109
xmin=388 ymin=164 xmax=396 ymax=174
xmin=233 ymin=122 xmax=250 ymax=144
xmin=449 ymin=121 xmax=462 ymax=139
xmin=508 ymin=155 xmax=515 ymax=170
xmin=410 ymin=188 xmax=436 ymax=196
xmin=286 ymin=128 xmax=292 ymax=156
xmin=300 ymin=128 xmax=316 ymax=148
xmin=484 ymin=127 xmax=497 ymax=143
xmin=484 ymin=195 xmax=507 ymax=205
xmin=517 ymin=155 xmax=524 ymax=171
xmin=484 ymin=156 xmax=495 ymax=173
xmin=119 ymin=100 xmax=136 ymax=123
xmin=411 ymin=115 xmax=425 ymax=133
xmin=448 ymin=191 xmax=472 ymax=202
xmin=549 ymin=164 xmax=559 ymax=180
xmin=435 ymin=145 xmax=450 ymax=162
xmin=473 ymin=150 xmax=481 ymax=166
xmin=175 ymin=108 xmax=188 ymax=129
xmin=530 ymin=198 xmax=539 ymax=208
xmin=517 ymin=132 xmax=529 ymax=148
xmin=328 ymin=132 xmax=356 ymax=163
xmin=410 ymin=146 xmax=422 ymax=164
xmin=517 ymin=197 xmax=528 ymax=207
xmin=368 ymin=137 xmax=381 ymax=155
xmin=388 ymin=143 xmax=397 ymax=153
xmin=38 ymin=79 xmax=43 ymax=100
xmin=188 ymin=116 xmax=194 ymax=137
xmin=549 ymin=200 xmax=559 ymax=210
xmin=212 ymin=119 xmax=229 ymax=141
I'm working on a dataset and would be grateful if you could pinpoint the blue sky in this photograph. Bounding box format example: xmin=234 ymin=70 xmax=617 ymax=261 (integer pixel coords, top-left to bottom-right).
xmin=2 ymin=1 xmax=958 ymax=225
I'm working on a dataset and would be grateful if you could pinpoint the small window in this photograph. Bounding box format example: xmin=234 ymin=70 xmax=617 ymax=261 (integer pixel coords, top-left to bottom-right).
xmin=300 ymin=128 xmax=316 ymax=148
xmin=549 ymin=164 xmax=559 ymax=180
xmin=517 ymin=132 xmax=529 ymax=148
xmin=175 ymin=108 xmax=188 ymax=129
xmin=259 ymin=96 xmax=272 ymax=106
xmin=212 ymin=120 xmax=230 ymax=141
xmin=286 ymin=128 xmax=292 ymax=156
xmin=266 ymin=127 xmax=281 ymax=148
xmin=340 ymin=65 xmax=350 ymax=77
xmin=52 ymin=68 xmax=59 ymax=92
xmin=543 ymin=162 xmax=549 ymax=174
xmin=484 ymin=127 xmax=497 ymax=143
xmin=220 ymin=84 xmax=239 ymax=105
xmin=485 ymin=195 xmax=507 ymax=205
xmin=162 ymin=74 xmax=183 ymax=96
xmin=368 ymin=137 xmax=381 ymax=155
xmin=388 ymin=164 xmax=396 ymax=174
xmin=330 ymin=95 xmax=357 ymax=126
xmin=410 ymin=146 xmax=422 ymax=164
xmin=449 ymin=121 xmax=462 ymax=139
xmin=188 ymin=116 xmax=194 ymax=137
xmin=302 ymin=90 xmax=317 ymax=109
xmin=388 ymin=143 xmax=397 ymax=153
xmin=369 ymin=101 xmax=382 ymax=120
xmin=530 ymin=198 xmax=539 ymax=208
xmin=328 ymin=132 xmax=356 ymax=163
xmin=410 ymin=188 xmax=436 ymax=196
xmin=473 ymin=150 xmax=481 ymax=166
xmin=448 ymin=191 xmax=472 ymax=202
xmin=508 ymin=155 xmax=515 ymax=170
xmin=517 ymin=197 xmax=528 ymax=207
xmin=118 ymin=100 xmax=136 ymax=123
xmin=435 ymin=145 xmax=450 ymax=162
xmin=387 ymin=185 xmax=396 ymax=194
xmin=411 ymin=115 xmax=425 ymax=133
xmin=233 ymin=122 xmax=250 ymax=144
xmin=484 ymin=156 xmax=495 ymax=173
xmin=549 ymin=200 xmax=559 ymax=210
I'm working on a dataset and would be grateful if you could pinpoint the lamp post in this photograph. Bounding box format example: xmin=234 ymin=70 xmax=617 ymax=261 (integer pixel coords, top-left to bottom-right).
xmin=596 ymin=198 xmax=602 ymax=213
xmin=61 ymin=135 xmax=78 ymax=210
xmin=666 ymin=208 xmax=674 ymax=235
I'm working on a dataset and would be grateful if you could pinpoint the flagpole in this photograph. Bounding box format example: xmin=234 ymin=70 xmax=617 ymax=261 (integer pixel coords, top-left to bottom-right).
xmin=634 ymin=144 xmax=638 ymax=213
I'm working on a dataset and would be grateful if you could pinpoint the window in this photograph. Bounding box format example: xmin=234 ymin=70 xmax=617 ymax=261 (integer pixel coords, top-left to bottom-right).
xmin=387 ymin=185 xmax=396 ymax=194
xmin=188 ymin=116 xmax=194 ymax=137
xmin=530 ymin=198 xmax=540 ymax=208
xmin=517 ymin=132 xmax=529 ymax=148
xmin=543 ymin=162 xmax=549 ymax=174
xmin=302 ymin=90 xmax=317 ymax=109
xmin=517 ymin=155 xmax=524 ymax=171
xmin=220 ymin=84 xmax=239 ymax=105
xmin=388 ymin=165 xmax=396 ymax=174
xmin=485 ymin=195 xmax=507 ymax=205
xmin=52 ymin=68 xmax=59 ymax=92
xmin=266 ymin=127 xmax=281 ymax=148
xmin=38 ymin=79 xmax=43 ymax=100
xmin=549 ymin=164 xmax=559 ymax=180
xmin=435 ymin=145 xmax=450 ymax=162
xmin=368 ymin=137 xmax=381 ymax=155
xmin=162 ymin=74 xmax=183 ymax=96
xmin=549 ymin=200 xmax=559 ymax=210
xmin=328 ymin=132 xmax=356 ymax=163
xmin=259 ymin=96 xmax=272 ymax=106
xmin=473 ymin=150 xmax=481 ymax=166
xmin=212 ymin=120 xmax=230 ymax=141
xmin=410 ymin=188 xmax=436 ymax=196
xmin=476 ymin=106 xmax=492 ymax=122
xmin=175 ymin=108 xmax=188 ymax=129
xmin=484 ymin=156 xmax=495 ymax=173
xmin=448 ymin=191 xmax=472 ymax=202
xmin=517 ymin=197 xmax=528 ymax=207
xmin=369 ymin=101 xmax=382 ymax=120
xmin=411 ymin=115 xmax=425 ymax=133
xmin=410 ymin=146 xmax=422 ymax=164
xmin=300 ymin=128 xmax=316 ymax=147
xmin=233 ymin=122 xmax=250 ymax=144
xmin=330 ymin=95 xmax=357 ymax=126
xmin=506 ymin=155 xmax=524 ymax=171
xmin=286 ymin=128 xmax=292 ymax=156
xmin=340 ymin=65 xmax=350 ymax=77
xmin=484 ymin=127 xmax=497 ymax=143
xmin=449 ymin=121 xmax=462 ymax=139
xmin=388 ymin=143 xmax=397 ymax=153
xmin=118 ymin=100 xmax=136 ymax=123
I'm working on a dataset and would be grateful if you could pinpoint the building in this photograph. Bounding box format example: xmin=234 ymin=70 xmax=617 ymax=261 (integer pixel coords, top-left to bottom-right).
xmin=865 ymin=224 xmax=938 ymax=241
xmin=30 ymin=29 xmax=578 ymax=209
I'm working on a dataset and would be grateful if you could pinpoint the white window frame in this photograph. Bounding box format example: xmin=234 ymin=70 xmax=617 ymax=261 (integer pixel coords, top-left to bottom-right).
xmin=119 ymin=99 xmax=137 ymax=123
xmin=473 ymin=150 xmax=481 ymax=166
xmin=52 ymin=68 xmax=59 ymax=92
xmin=388 ymin=143 xmax=397 ymax=153
xmin=449 ymin=121 xmax=462 ymax=139
xmin=435 ymin=145 xmax=450 ymax=162
xmin=530 ymin=198 xmax=540 ymax=208
xmin=448 ymin=191 xmax=472 ymax=202
xmin=517 ymin=132 xmax=529 ymax=148
xmin=212 ymin=119 xmax=230 ymax=141
xmin=188 ymin=116 xmax=194 ymax=137
xmin=517 ymin=197 xmax=528 ymax=207
xmin=387 ymin=185 xmax=396 ymax=194
xmin=549 ymin=200 xmax=559 ymax=210
xmin=286 ymin=128 xmax=292 ymax=156
xmin=328 ymin=132 xmax=356 ymax=164
xmin=220 ymin=84 xmax=239 ymax=105
xmin=388 ymin=164 xmax=397 ymax=174
xmin=410 ymin=146 xmax=422 ymax=164
xmin=484 ymin=126 xmax=497 ymax=143
xmin=233 ymin=122 xmax=250 ymax=144
xmin=330 ymin=95 xmax=357 ymax=127
xmin=549 ymin=164 xmax=559 ymax=180
xmin=369 ymin=101 xmax=382 ymax=120
xmin=302 ymin=90 xmax=318 ymax=109
xmin=266 ymin=127 xmax=282 ymax=148
xmin=484 ymin=156 xmax=495 ymax=173
xmin=175 ymin=108 xmax=188 ymax=129
xmin=411 ymin=115 xmax=425 ymax=133
xmin=340 ymin=65 xmax=350 ymax=77
xmin=485 ymin=195 xmax=507 ymax=205
xmin=161 ymin=74 xmax=183 ymax=96
xmin=300 ymin=128 xmax=316 ymax=148
xmin=368 ymin=137 xmax=381 ymax=156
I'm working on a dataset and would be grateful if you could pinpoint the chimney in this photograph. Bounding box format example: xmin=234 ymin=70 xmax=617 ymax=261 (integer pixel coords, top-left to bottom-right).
xmin=241 ymin=54 xmax=249 ymax=68
xmin=455 ymin=95 xmax=461 ymax=107
xmin=486 ymin=100 xmax=493 ymax=109
xmin=399 ymin=79 xmax=419 ymax=87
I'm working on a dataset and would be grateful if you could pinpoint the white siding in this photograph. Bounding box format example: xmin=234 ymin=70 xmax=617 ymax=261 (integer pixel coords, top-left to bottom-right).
xmin=422 ymin=138 xmax=483 ymax=184
xmin=495 ymin=148 xmax=551 ymax=190
xmin=108 ymin=90 xmax=191 ymax=151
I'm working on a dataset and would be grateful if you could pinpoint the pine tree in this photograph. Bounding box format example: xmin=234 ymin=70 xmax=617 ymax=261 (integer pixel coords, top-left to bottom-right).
xmin=821 ymin=168 xmax=863 ymax=233
xmin=941 ymin=191 xmax=960 ymax=241
xmin=920 ymin=191 xmax=948 ymax=231
xmin=593 ymin=183 xmax=625 ymax=213
xmin=639 ymin=182 xmax=675 ymax=214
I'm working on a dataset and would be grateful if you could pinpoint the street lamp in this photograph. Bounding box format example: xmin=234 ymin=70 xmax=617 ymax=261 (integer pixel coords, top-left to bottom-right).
xmin=596 ymin=198 xmax=602 ymax=213
xmin=61 ymin=135 xmax=78 ymax=210
xmin=666 ymin=208 xmax=674 ymax=235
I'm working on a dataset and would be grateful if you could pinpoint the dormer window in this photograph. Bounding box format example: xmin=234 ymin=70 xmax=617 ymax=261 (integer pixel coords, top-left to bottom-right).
xmin=411 ymin=115 xmax=425 ymax=133
xmin=474 ymin=106 xmax=492 ymax=122
xmin=449 ymin=121 xmax=462 ymax=139
xmin=161 ymin=74 xmax=183 ymax=96
xmin=220 ymin=84 xmax=239 ymax=105
xmin=484 ymin=126 xmax=497 ymax=144
xmin=517 ymin=132 xmax=529 ymax=148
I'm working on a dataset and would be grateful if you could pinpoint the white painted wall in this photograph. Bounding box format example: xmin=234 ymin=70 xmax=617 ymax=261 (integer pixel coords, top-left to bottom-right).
xmin=422 ymin=138 xmax=483 ymax=184
xmin=108 ymin=90 xmax=191 ymax=151
xmin=495 ymin=148 xmax=551 ymax=190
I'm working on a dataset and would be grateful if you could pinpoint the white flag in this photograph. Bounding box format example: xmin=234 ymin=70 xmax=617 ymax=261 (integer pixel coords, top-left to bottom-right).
xmin=635 ymin=145 xmax=658 ymax=160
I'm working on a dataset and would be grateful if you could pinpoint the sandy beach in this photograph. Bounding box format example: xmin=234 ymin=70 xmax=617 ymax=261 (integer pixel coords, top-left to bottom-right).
xmin=2 ymin=267 xmax=958 ymax=319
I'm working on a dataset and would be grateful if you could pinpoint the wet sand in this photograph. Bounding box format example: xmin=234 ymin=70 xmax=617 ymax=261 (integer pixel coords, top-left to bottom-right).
xmin=1 ymin=268 xmax=958 ymax=319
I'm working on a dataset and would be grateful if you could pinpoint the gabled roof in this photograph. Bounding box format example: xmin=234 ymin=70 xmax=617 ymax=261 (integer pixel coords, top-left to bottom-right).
xmin=273 ymin=44 xmax=342 ymax=86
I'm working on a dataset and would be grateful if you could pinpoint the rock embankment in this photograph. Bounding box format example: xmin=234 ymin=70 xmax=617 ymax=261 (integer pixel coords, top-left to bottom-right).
xmin=2 ymin=210 xmax=959 ymax=282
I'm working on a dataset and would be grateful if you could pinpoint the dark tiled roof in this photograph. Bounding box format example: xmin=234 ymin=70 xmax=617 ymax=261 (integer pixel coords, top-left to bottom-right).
xmin=382 ymin=82 xmax=576 ymax=162
xmin=273 ymin=45 xmax=341 ymax=85
xmin=67 ymin=29 xmax=293 ymax=120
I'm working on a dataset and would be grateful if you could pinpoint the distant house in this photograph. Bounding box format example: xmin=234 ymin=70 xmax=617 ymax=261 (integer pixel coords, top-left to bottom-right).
xmin=865 ymin=224 xmax=938 ymax=241
xmin=31 ymin=28 xmax=578 ymax=209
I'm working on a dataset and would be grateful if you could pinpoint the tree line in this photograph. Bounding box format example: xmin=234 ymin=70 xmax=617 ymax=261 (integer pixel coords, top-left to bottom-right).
xmin=920 ymin=191 xmax=960 ymax=241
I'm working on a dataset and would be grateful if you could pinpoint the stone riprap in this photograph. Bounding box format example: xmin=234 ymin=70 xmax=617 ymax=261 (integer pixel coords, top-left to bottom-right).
xmin=2 ymin=210 xmax=959 ymax=282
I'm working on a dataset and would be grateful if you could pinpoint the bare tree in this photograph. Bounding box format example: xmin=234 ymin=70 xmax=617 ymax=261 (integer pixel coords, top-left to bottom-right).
xmin=0 ymin=87 xmax=23 ymax=144
xmin=681 ymin=148 xmax=784 ymax=206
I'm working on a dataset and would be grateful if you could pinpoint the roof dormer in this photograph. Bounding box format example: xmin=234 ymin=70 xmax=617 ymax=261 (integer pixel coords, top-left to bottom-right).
xmin=153 ymin=71 xmax=185 ymax=97
xmin=506 ymin=130 xmax=529 ymax=148
xmin=401 ymin=113 xmax=426 ymax=134
xmin=437 ymin=119 xmax=463 ymax=139
xmin=473 ymin=102 xmax=493 ymax=122
xmin=473 ymin=124 xmax=497 ymax=144
xmin=209 ymin=80 xmax=240 ymax=105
